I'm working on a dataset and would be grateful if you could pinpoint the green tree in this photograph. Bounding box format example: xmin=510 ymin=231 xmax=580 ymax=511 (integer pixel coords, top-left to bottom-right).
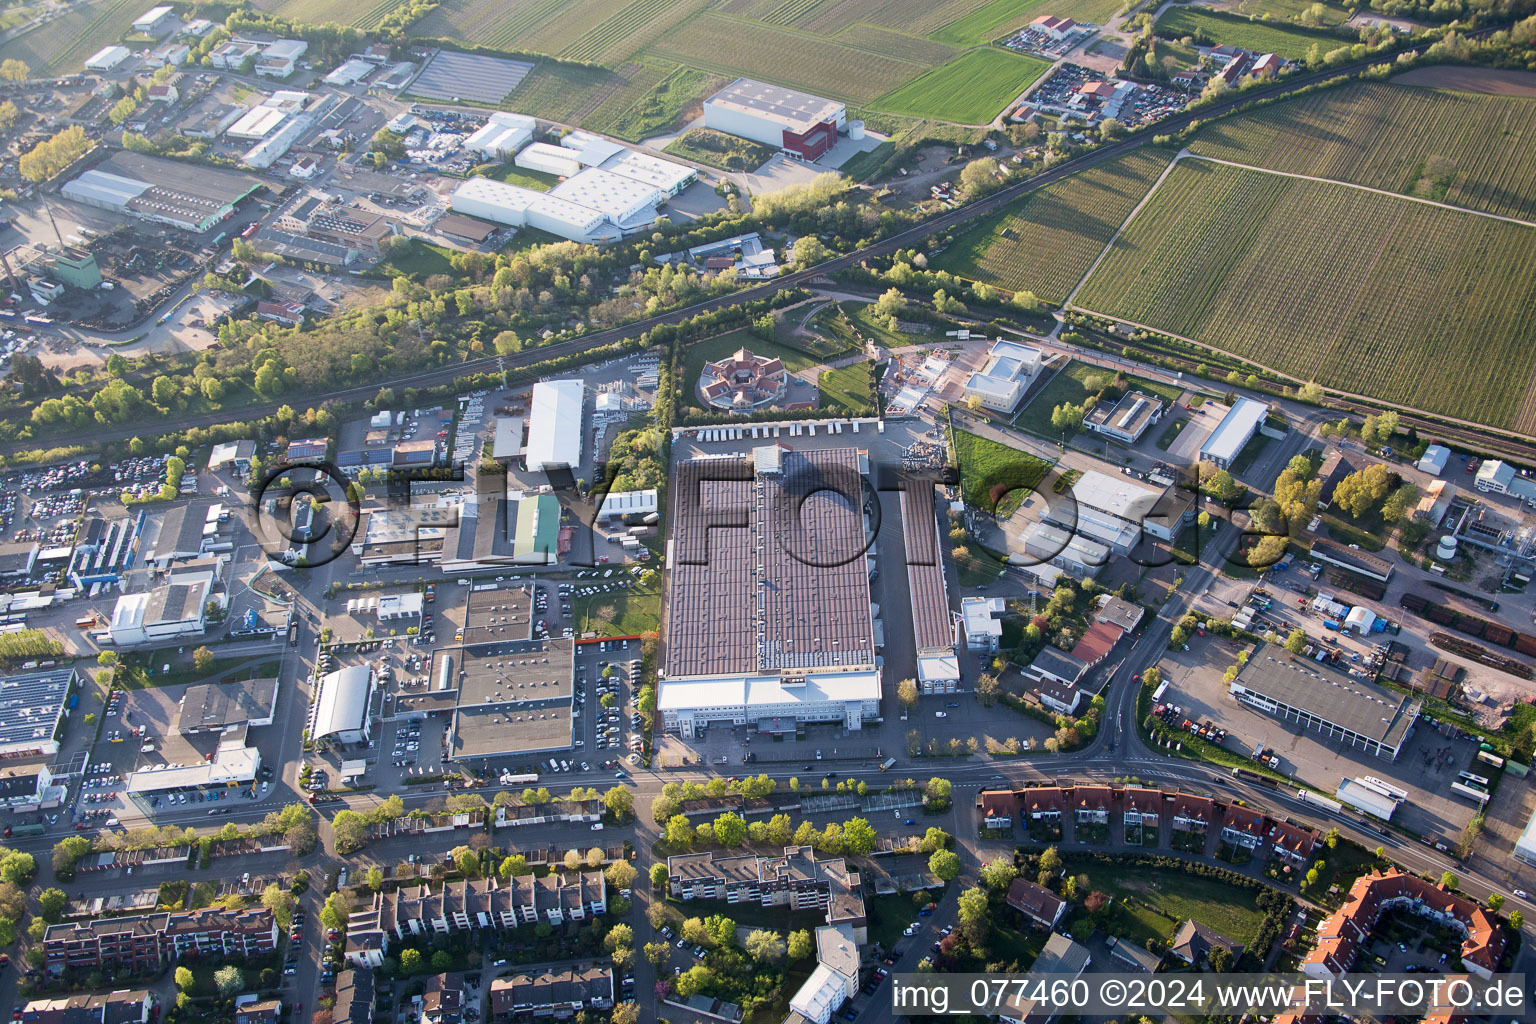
xmin=744 ymin=928 xmax=787 ymax=964
xmin=1440 ymin=871 xmax=1459 ymax=891
xmin=37 ymin=886 xmax=67 ymax=922
xmin=929 ymin=849 xmax=961 ymax=881
xmin=842 ymin=817 xmax=877 ymax=856
xmin=649 ymin=863 xmax=668 ymax=890
xmin=788 ymin=928 xmax=814 ymax=961
xmin=0 ymin=59 xmax=28 ymax=82
xmin=1488 ymin=894 xmax=1506 ymax=912
xmin=979 ymin=855 xmax=1017 ymax=892
xmin=367 ymin=866 xmax=384 ymax=891
xmin=175 ymin=966 xmax=194 ymax=990
xmin=1285 ymin=628 xmax=1308 ymax=655
xmin=1509 ymin=910 xmax=1523 ymax=930
xmin=400 ymin=948 xmax=424 ymax=975
xmin=192 ymin=646 xmax=215 ymax=674
xmin=0 ymin=851 xmax=35 ymax=885
xmin=499 ymin=854 xmax=528 ymax=879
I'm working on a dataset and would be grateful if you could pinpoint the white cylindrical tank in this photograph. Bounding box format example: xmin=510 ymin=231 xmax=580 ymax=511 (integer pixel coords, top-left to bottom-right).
xmin=848 ymin=120 xmax=866 ymax=142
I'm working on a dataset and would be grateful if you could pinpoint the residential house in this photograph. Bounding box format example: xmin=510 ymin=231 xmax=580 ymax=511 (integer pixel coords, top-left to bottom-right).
xmin=489 ymin=966 xmax=613 ymax=1019
xmin=1219 ymin=804 xmax=1265 ymax=851
xmin=1169 ymin=920 xmax=1242 ymax=968
xmin=1121 ymin=787 xmax=1162 ymax=842
xmin=43 ymin=908 xmax=277 ymax=973
xmin=1005 ymin=878 xmax=1066 ymax=931
xmin=1071 ymin=785 xmax=1112 ymax=827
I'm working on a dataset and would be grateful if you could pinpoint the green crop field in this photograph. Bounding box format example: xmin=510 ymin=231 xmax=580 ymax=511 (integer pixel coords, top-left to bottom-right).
xmin=932 ymin=0 xmax=1123 ymax=45
xmin=1074 ymin=159 xmax=1536 ymax=433
xmin=932 ymin=147 xmax=1175 ymax=304
xmin=1153 ymin=6 xmax=1334 ymax=59
xmin=648 ymin=12 xmax=932 ymax=103
xmin=872 ymin=47 xmax=1050 ymax=123
xmin=1221 ymin=0 xmax=1351 ymax=24
xmin=833 ymin=23 xmax=962 ymax=65
xmin=1189 ymin=80 xmax=1536 ymax=221
xmin=0 ymin=0 xmax=144 ymax=74
xmin=665 ymin=128 xmax=776 ymax=171
xmin=500 ymin=61 xmax=688 ymax=128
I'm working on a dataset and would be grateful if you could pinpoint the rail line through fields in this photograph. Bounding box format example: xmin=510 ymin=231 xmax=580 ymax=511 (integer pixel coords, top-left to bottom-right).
xmin=1087 ymin=326 xmax=1536 ymax=465
xmin=0 ymin=40 xmax=1483 ymax=461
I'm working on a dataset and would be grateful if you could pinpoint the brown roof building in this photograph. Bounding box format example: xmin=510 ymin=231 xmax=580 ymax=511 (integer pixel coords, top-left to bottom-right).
xmin=1304 ymin=870 xmax=1506 ymax=980
xmin=1006 ymin=878 xmax=1066 ymax=930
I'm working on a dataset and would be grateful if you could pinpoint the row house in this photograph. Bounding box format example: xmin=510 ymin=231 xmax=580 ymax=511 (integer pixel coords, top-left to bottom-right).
xmin=43 ymin=908 xmax=276 ymax=973
xmin=345 ymin=873 xmax=606 ymax=966
xmin=1121 ymin=787 xmax=1163 ymax=839
xmin=1305 ymin=869 xmax=1507 ymax=980
xmin=1269 ymin=820 xmax=1320 ymax=867
xmin=21 ymin=990 xmax=152 ymax=1024
xmin=1170 ymin=794 xmax=1216 ymax=838
xmin=1071 ymin=786 xmax=1112 ymax=826
xmin=489 ymin=965 xmax=613 ymax=1020
xmin=1219 ymin=805 xmax=1266 ymax=851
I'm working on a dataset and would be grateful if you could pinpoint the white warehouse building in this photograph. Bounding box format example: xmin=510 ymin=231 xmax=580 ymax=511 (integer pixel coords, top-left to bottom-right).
xmin=450 ymin=177 xmax=605 ymax=243
xmin=525 ymin=380 xmax=585 ymax=472
xmin=703 ymin=78 xmax=846 ymax=161
xmin=549 ymin=167 xmax=664 ymax=232
xmin=465 ymin=112 xmax=536 ymax=161
xmin=310 ymin=665 xmax=374 ymax=745
xmin=515 ymin=141 xmax=582 ymax=178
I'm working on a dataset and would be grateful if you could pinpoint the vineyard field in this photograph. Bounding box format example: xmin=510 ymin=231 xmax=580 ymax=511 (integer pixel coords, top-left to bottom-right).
xmin=932 ymin=0 xmax=1123 ymax=45
xmin=560 ymin=0 xmax=712 ymax=64
xmin=260 ymin=0 xmax=406 ymax=27
xmin=1188 ymin=80 xmax=1536 ymax=221
xmin=930 ymin=147 xmax=1176 ymax=304
xmin=1153 ymin=7 xmax=1334 ymax=59
xmin=647 ymin=11 xmax=932 ymax=102
xmin=584 ymin=64 xmax=723 ymax=140
xmin=0 ymin=0 xmax=144 ymax=73
xmin=1074 ymin=160 xmax=1536 ymax=432
xmin=872 ymin=47 xmax=1050 ymax=123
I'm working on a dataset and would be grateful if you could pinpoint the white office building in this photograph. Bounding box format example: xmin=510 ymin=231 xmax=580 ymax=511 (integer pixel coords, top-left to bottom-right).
xmin=449 ymin=177 xmax=606 ymax=243
xmin=658 ymin=672 xmax=881 ymax=737
xmin=1199 ymin=397 xmax=1269 ymax=469
xmin=962 ymin=596 xmax=1006 ymax=653
xmin=963 ymin=340 xmax=1043 ymax=413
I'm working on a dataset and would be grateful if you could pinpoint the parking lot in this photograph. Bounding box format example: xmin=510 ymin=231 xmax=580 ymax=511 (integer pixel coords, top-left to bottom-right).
xmin=1153 ymin=635 xmax=1480 ymax=843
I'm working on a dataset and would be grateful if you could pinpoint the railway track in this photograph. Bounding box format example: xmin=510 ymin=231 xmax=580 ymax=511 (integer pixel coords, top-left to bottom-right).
xmin=0 ymin=34 xmax=1506 ymax=461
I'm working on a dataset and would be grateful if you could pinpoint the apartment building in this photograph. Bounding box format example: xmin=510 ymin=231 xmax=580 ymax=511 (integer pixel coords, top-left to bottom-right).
xmin=21 ymin=990 xmax=152 ymax=1024
xmin=43 ymin=908 xmax=276 ymax=973
xmin=489 ymin=965 xmax=613 ymax=1019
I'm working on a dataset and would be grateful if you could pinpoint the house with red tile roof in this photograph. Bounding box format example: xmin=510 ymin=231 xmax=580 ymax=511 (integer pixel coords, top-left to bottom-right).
xmin=1121 ymin=787 xmax=1163 ymax=844
xmin=1220 ymin=805 xmax=1266 ymax=850
xmin=1170 ymin=794 xmax=1214 ymax=834
xmin=1022 ymin=788 xmax=1063 ymax=826
xmin=1071 ymin=785 xmax=1112 ymax=826
xmin=978 ymin=789 xmax=1020 ymax=829
xmin=1069 ymin=622 xmax=1122 ymax=667
xmin=1303 ymin=870 xmax=1507 ymax=980
xmin=1268 ymin=819 xmax=1319 ymax=867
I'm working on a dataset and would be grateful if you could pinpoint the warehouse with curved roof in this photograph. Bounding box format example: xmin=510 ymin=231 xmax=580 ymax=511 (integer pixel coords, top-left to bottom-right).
xmin=310 ymin=665 xmax=374 ymax=745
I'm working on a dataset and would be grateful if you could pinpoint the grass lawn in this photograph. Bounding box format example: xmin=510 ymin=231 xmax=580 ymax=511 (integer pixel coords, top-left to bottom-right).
xmin=378 ymin=238 xmax=456 ymax=278
xmin=953 ymin=541 xmax=1008 ymax=586
xmin=592 ymin=65 xmax=721 ymax=141
xmin=682 ymin=329 xmax=821 ymax=405
xmin=839 ymin=140 xmax=896 ymax=182
xmin=952 ymin=427 xmax=1052 ymax=516
xmin=1013 ymin=359 xmax=1110 ymax=438
xmin=1156 ymin=417 xmax=1188 ymax=450
xmin=819 ymin=362 xmax=877 ymax=416
xmin=1153 ymin=6 xmax=1335 ymax=59
xmin=665 ymin=128 xmax=775 ymax=171
xmin=118 ymin=653 xmax=277 ymax=691
xmin=866 ymin=893 xmax=921 ymax=952
xmin=837 ymin=301 xmax=942 ymax=350
xmin=1306 ymin=839 xmax=1381 ymax=907
xmin=476 ymin=163 xmax=562 ymax=191
xmin=1065 ymin=860 xmax=1268 ymax=946
xmin=572 ymin=586 xmax=661 ymax=637
xmin=874 ymin=48 xmax=1052 ymax=124
xmin=1228 ymin=431 xmax=1272 ymax=477
xmin=990 ymin=918 xmax=1049 ymax=967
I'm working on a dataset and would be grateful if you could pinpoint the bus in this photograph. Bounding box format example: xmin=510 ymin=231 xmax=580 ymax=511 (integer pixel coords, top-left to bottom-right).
xmin=24 ymin=314 xmax=52 ymax=326
xmin=879 ymin=757 xmax=896 ymax=772
xmin=288 ymin=620 xmax=300 ymax=647
xmin=1475 ymin=750 xmax=1506 ymax=770
xmin=1450 ymin=781 xmax=1490 ymax=805
xmin=1457 ymin=771 xmax=1490 ymax=788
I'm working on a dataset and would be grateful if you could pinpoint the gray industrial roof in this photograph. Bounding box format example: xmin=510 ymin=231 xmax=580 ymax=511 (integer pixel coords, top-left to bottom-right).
xmin=1232 ymin=645 xmax=1417 ymax=749
xmin=0 ymin=667 xmax=73 ymax=752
